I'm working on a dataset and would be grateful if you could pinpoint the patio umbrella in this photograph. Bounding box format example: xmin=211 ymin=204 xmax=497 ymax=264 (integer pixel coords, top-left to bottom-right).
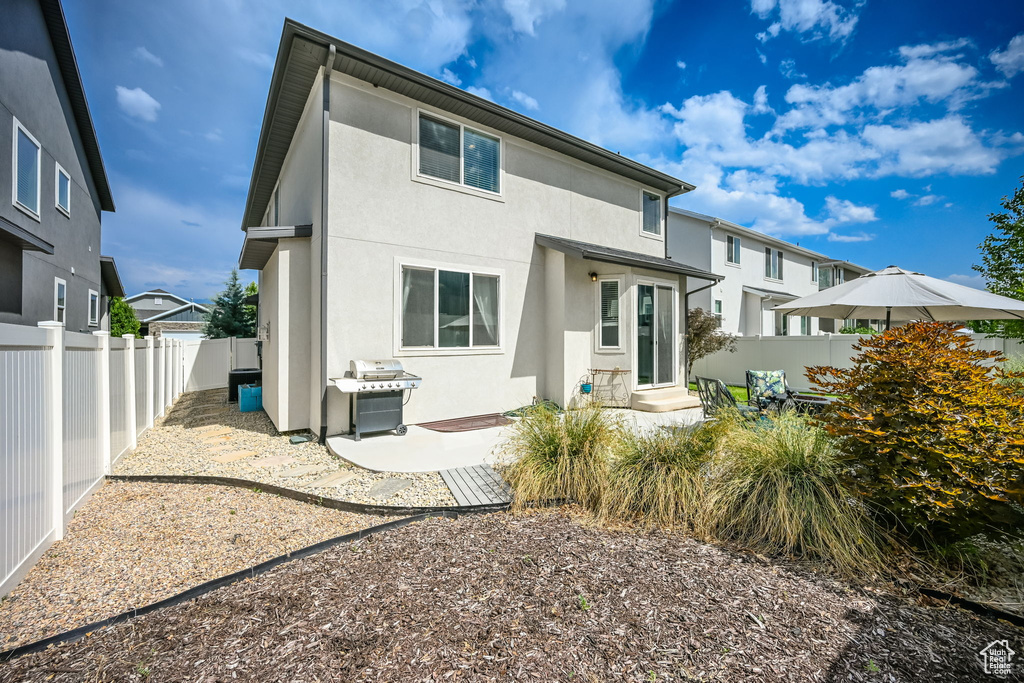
xmin=772 ymin=265 xmax=1024 ymax=329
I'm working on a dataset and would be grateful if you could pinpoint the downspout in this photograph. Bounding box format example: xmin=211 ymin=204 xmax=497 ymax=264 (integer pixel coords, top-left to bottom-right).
xmin=318 ymin=45 xmax=336 ymax=445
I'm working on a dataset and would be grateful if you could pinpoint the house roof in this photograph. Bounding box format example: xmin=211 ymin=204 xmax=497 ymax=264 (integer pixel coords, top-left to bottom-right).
xmin=240 ymin=19 xmax=693 ymax=231
xmin=142 ymin=301 xmax=210 ymax=323
xmin=125 ymin=290 xmax=190 ymax=305
xmin=818 ymin=258 xmax=872 ymax=275
xmin=536 ymin=234 xmax=722 ymax=282
xmin=38 ymin=0 xmax=114 ymax=212
xmin=238 ymin=224 xmax=313 ymax=270
xmin=742 ymin=285 xmax=798 ymax=302
xmin=0 ymin=215 xmax=54 ymax=254
xmin=99 ymin=255 xmax=124 ymax=297
xmin=670 ymin=207 xmax=829 ymax=261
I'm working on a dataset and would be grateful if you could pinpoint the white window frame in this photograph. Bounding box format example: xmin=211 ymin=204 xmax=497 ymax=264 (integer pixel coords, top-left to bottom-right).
xmin=411 ymin=108 xmax=504 ymax=201
xmin=55 ymin=162 xmax=71 ymax=217
xmin=764 ymin=247 xmax=784 ymax=281
xmin=12 ymin=117 xmax=42 ymax=221
xmin=639 ymin=189 xmax=663 ymax=240
xmin=811 ymin=260 xmax=818 ymax=283
xmin=631 ymin=274 xmax=679 ymax=390
xmin=800 ymin=315 xmax=810 ymax=335
xmin=726 ymin=234 xmax=741 ymax=266
xmin=393 ymin=258 xmax=504 ymax=357
xmin=154 ymin=297 xmax=162 ymax=306
xmin=595 ymin=275 xmax=624 ymax=352
xmin=713 ymin=299 xmax=723 ymax=328
xmin=54 ymin=277 xmax=66 ymax=323
xmin=88 ymin=289 xmax=99 ymax=326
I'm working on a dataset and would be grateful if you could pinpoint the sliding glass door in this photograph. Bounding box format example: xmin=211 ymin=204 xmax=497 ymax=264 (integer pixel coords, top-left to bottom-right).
xmin=636 ymin=282 xmax=676 ymax=388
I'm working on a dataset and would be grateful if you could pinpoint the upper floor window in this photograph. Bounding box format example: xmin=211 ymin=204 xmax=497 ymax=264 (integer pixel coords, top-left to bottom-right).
xmin=55 ymin=163 xmax=71 ymax=216
xmin=726 ymin=235 xmax=741 ymax=264
xmin=836 ymin=267 xmax=845 ymax=285
xmin=764 ymin=247 xmax=783 ymax=280
xmin=641 ymin=191 xmax=661 ymax=236
xmin=418 ymin=113 xmax=500 ymax=194
xmin=401 ymin=264 xmax=500 ymax=349
xmin=713 ymin=299 xmax=723 ymax=328
xmin=54 ymin=278 xmax=66 ymax=323
xmin=88 ymin=290 xmax=99 ymax=326
xmin=13 ymin=118 xmax=41 ymax=218
xmin=810 ymin=260 xmax=818 ymax=283
xmin=598 ymin=279 xmax=620 ymax=348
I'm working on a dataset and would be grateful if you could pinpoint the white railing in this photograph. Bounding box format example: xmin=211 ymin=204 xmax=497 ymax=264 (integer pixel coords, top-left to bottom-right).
xmin=0 ymin=328 xmax=257 ymax=597
xmin=692 ymin=333 xmax=1024 ymax=391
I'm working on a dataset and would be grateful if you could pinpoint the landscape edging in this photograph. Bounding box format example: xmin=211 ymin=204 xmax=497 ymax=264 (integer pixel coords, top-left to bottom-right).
xmin=0 ymin=511 xmax=460 ymax=662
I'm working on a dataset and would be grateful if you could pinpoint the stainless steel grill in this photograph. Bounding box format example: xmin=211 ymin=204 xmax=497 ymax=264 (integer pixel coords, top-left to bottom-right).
xmin=331 ymin=360 xmax=422 ymax=440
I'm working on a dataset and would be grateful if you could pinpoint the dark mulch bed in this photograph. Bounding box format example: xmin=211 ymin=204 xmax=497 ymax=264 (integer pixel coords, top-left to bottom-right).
xmin=2 ymin=511 xmax=1020 ymax=682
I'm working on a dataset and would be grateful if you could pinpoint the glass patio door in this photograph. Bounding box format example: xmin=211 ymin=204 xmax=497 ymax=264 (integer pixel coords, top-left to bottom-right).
xmin=636 ymin=283 xmax=676 ymax=388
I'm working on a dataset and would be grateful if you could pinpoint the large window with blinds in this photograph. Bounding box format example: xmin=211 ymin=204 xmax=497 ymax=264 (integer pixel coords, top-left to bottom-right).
xmin=598 ymin=279 xmax=620 ymax=348
xmin=641 ymin=191 xmax=661 ymax=236
xmin=13 ymin=119 xmax=41 ymax=218
xmin=401 ymin=264 xmax=501 ymax=350
xmin=418 ymin=112 xmax=501 ymax=194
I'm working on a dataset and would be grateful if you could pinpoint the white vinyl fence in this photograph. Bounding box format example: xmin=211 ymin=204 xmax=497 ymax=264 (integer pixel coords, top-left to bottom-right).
xmin=1 ymin=327 xmax=259 ymax=597
xmin=692 ymin=333 xmax=1024 ymax=391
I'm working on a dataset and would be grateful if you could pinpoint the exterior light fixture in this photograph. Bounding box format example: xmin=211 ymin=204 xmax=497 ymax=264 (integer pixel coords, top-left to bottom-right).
xmin=589 ymin=272 xmax=598 ymax=282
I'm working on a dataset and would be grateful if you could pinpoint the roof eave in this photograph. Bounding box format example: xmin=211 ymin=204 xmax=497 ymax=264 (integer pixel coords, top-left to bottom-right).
xmin=98 ymin=255 xmax=124 ymax=297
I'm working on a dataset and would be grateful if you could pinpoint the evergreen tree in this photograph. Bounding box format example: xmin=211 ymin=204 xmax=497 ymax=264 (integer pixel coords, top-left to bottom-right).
xmin=243 ymin=280 xmax=258 ymax=333
xmin=203 ymin=270 xmax=254 ymax=338
xmin=109 ymin=297 xmax=141 ymax=338
xmin=972 ymin=175 xmax=1024 ymax=340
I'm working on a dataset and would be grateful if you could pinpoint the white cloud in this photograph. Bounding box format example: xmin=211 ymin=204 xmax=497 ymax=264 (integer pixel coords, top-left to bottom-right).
xmin=752 ymin=85 xmax=773 ymax=114
xmin=511 ymin=89 xmax=540 ymax=110
xmin=750 ymin=0 xmax=862 ymax=44
xmin=827 ymin=231 xmax=875 ymax=242
xmin=779 ymin=58 xmax=806 ymax=80
xmin=236 ymin=48 xmax=274 ymax=69
xmin=913 ymin=194 xmax=942 ymax=206
xmin=862 ymin=116 xmax=1003 ymax=176
xmin=946 ymin=273 xmax=987 ymax=289
xmin=898 ymin=37 xmax=973 ymax=60
xmin=501 ymin=0 xmax=567 ymax=35
xmin=115 ymin=86 xmax=161 ymax=122
xmin=133 ymin=46 xmax=163 ymax=67
xmin=440 ymin=68 xmax=461 ymax=86
xmin=990 ymin=34 xmax=1024 ymax=78
xmin=825 ymin=196 xmax=877 ymax=224
xmin=676 ymin=60 xmax=687 ymax=70
xmin=204 ymin=129 xmax=223 ymax=143
xmin=467 ymin=86 xmax=494 ymax=101
xmin=890 ymin=189 xmax=910 ymax=199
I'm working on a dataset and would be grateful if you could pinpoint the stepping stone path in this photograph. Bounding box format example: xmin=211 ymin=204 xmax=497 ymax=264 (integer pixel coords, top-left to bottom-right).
xmin=211 ymin=450 xmax=257 ymax=464
xmin=307 ymin=471 xmax=358 ymax=487
xmin=201 ymin=435 xmax=232 ymax=445
xmin=208 ymin=444 xmax=241 ymax=454
xmin=368 ymin=478 xmax=413 ymax=500
xmin=197 ymin=427 xmax=233 ymax=438
xmin=251 ymin=455 xmax=296 ymax=468
xmin=279 ymin=465 xmax=324 ymax=478
xmin=194 ymin=425 xmax=225 ymax=434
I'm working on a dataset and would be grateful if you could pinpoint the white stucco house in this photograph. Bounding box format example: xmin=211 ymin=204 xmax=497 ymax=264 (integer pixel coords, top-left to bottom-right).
xmin=237 ymin=20 xmax=722 ymax=440
xmin=667 ymin=208 xmax=873 ymax=336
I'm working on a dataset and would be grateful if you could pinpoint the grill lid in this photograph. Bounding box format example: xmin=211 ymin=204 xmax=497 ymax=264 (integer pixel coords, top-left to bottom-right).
xmin=350 ymin=359 xmax=404 ymax=379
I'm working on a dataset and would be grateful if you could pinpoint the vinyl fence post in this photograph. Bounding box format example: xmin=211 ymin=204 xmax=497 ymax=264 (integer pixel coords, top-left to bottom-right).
xmin=145 ymin=335 xmax=155 ymax=429
xmin=157 ymin=338 xmax=165 ymax=417
xmin=93 ymin=331 xmax=111 ymax=476
xmin=38 ymin=321 xmax=65 ymax=541
xmin=124 ymin=334 xmax=137 ymax=450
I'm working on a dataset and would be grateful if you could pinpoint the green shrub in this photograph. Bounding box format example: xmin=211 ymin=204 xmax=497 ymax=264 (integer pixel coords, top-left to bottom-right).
xmin=707 ymin=411 xmax=884 ymax=575
xmin=501 ymin=404 xmax=618 ymax=511
xmin=839 ymin=325 xmax=878 ymax=335
xmin=807 ymin=322 xmax=1024 ymax=543
xmin=601 ymin=420 xmax=725 ymax=530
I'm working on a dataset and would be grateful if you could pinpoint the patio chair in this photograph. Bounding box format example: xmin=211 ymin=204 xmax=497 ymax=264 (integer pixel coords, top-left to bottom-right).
xmin=695 ymin=377 xmax=760 ymax=420
xmin=745 ymin=369 xmax=798 ymax=413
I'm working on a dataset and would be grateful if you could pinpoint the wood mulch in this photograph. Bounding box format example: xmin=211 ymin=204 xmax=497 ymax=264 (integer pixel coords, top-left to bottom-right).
xmin=2 ymin=510 xmax=1019 ymax=682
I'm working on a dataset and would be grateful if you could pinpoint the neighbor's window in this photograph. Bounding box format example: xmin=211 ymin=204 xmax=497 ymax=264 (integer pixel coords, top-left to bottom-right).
xmin=764 ymin=247 xmax=783 ymax=280
xmin=599 ymin=279 xmax=620 ymax=348
xmin=726 ymin=235 xmax=741 ymax=264
xmin=54 ymin=278 xmax=66 ymax=323
xmin=14 ymin=119 xmax=41 ymax=217
xmin=418 ymin=113 xmax=500 ymax=193
xmin=836 ymin=267 xmax=845 ymax=285
xmin=811 ymin=260 xmax=817 ymax=283
xmin=641 ymin=191 xmax=661 ymax=236
xmin=154 ymin=297 xmax=163 ymax=305
xmin=88 ymin=289 xmax=99 ymax=326
xmin=401 ymin=265 xmax=500 ymax=349
xmin=714 ymin=299 xmax=723 ymax=328
xmin=55 ymin=163 xmax=70 ymax=216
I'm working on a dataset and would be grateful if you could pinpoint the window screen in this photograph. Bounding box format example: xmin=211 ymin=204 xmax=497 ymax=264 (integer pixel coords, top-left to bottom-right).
xmin=401 ymin=267 xmax=435 ymax=347
xmin=727 ymin=235 xmax=740 ymax=264
xmin=776 ymin=251 xmax=784 ymax=280
xmin=55 ymin=280 xmax=66 ymax=323
xmin=472 ymin=274 xmax=499 ymax=346
xmin=89 ymin=291 xmax=99 ymax=325
xmin=463 ymin=128 xmax=499 ymax=193
xmin=599 ymin=280 xmax=619 ymax=347
xmin=642 ymin=192 xmax=661 ymax=235
xmin=16 ymin=128 xmax=39 ymax=213
xmin=764 ymin=247 xmax=772 ymax=278
xmin=419 ymin=115 xmax=460 ymax=183
xmin=57 ymin=168 xmax=70 ymax=214
xmin=438 ymin=270 xmax=470 ymax=348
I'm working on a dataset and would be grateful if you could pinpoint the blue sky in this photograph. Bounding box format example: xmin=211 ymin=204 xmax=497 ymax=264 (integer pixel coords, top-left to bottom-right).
xmin=64 ymin=0 xmax=1024 ymax=299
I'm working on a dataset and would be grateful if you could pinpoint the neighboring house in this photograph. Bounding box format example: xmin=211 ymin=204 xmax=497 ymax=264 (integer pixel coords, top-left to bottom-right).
xmin=125 ymin=288 xmax=209 ymax=339
xmin=0 ymin=0 xmax=123 ymax=331
xmin=668 ymin=208 xmax=874 ymax=336
xmin=813 ymin=259 xmax=878 ymax=332
xmin=238 ymin=20 xmax=721 ymax=438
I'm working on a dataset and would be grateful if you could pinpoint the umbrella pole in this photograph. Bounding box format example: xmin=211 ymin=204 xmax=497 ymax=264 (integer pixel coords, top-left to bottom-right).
xmin=885 ymin=306 xmax=891 ymax=331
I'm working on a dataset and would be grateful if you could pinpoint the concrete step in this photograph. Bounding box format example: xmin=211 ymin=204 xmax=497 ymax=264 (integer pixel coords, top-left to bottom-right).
xmin=631 ymin=387 xmax=701 ymax=413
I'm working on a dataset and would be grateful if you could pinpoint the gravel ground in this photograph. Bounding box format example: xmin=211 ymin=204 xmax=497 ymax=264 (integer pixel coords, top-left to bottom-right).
xmin=0 ymin=481 xmax=384 ymax=651
xmin=2 ymin=510 xmax=1019 ymax=682
xmin=114 ymin=389 xmax=456 ymax=507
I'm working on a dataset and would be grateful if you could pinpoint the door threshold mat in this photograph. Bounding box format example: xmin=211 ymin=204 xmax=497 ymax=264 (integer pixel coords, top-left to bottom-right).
xmin=418 ymin=413 xmax=512 ymax=432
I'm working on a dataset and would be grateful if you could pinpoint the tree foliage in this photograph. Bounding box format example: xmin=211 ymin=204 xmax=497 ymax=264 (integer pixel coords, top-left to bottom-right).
xmin=109 ymin=297 xmax=141 ymax=338
xmin=686 ymin=307 xmax=737 ymax=379
xmin=806 ymin=322 xmax=1024 ymax=543
xmin=243 ymin=280 xmax=258 ymax=333
xmin=203 ymin=270 xmax=254 ymax=339
xmin=971 ymin=175 xmax=1024 ymax=340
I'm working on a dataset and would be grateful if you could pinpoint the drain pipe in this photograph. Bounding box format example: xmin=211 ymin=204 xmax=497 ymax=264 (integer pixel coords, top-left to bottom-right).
xmin=318 ymin=45 xmax=336 ymax=445
xmin=683 ymin=280 xmax=717 ymax=384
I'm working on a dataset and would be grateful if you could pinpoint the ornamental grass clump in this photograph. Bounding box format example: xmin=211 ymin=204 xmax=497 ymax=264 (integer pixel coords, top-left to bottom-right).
xmin=807 ymin=322 xmax=1024 ymax=544
xmin=601 ymin=420 xmax=726 ymax=531
xmin=502 ymin=404 xmax=618 ymax=512
xmin=708 ymin=411 xmax=884 ymax=576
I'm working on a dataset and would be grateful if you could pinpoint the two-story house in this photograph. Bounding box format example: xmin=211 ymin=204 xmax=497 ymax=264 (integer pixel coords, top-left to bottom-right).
xmin=125 ymin=288 xmax=210 ymax=339
xmin=0 ymin=0 xmax=122 ymax=331
xmin=238 ymin=20 xmax=722 ymax=439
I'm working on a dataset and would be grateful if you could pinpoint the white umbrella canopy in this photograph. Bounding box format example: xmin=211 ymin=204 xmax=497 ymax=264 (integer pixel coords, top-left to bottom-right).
xmin=773 ymin=266 xmax=1024 ymax=325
